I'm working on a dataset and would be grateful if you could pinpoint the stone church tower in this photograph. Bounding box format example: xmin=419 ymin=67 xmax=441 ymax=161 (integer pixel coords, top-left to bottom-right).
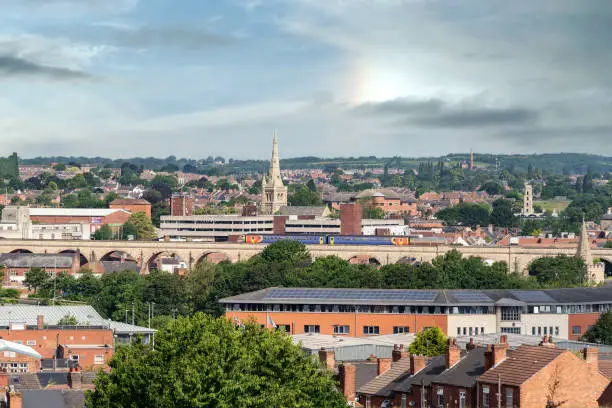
xmin=576 ymin=220 xmax=605 ymax=283
xmin=260 ymin=131 xmax=287 ymax=215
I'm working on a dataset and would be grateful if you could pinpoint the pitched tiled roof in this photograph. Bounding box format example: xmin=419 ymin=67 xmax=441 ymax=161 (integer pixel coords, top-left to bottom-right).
xmin=478 ymin=345 xmax=564 ymax=386
xmin=392 ymin=355 xmax=448 ymax=393
xmin=358 ymin=358 xmax=411 ymax=397
xmin=431 ymin=347 xmax=486 ymax=388
xmin=0 ymin=253 xmax=76 ymax=269
xmin=599 ymin=360 xmax=612 ymax=379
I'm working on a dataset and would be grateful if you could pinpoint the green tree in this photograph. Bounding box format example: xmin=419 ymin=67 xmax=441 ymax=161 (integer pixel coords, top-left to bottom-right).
xmin=490 ymin=199 xmax=518 ymax=228
xmin=122 ymin=222 xmax=139 ymax=240
xmin=24 ymin=268 xmax=49 ymax=294
xmin=581 ymin=311 xmax=612 ymax=345
xmin=86 ymin=314 xmax=347 ymax=408
xmin=306 ymin=179 xmax=317 ymax=192
xmin=128 ymin=212 xmax=157 ymax=240
xmin=288 ymin=186 xmax=322 ymax=206
xmin=93 ymin=225 xmax=114 ymax=240
xmin=53 ymin=163 xmax=67 ymax=171
xmin=528 ymin=255 xmax=588 ymax=287
xmin=69 ymin=173 xmax=88 ymax=189
xmin=258 ymin=240 xmax=311 ymax=266
xmin=408 ymin=327 xmax=448 ymax=357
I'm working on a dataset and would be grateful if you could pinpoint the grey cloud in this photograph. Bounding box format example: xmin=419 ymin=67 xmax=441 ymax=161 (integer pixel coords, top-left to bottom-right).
xmin=0 ymin=55 xmax=89 ymax=80
xmin=355 ymin=98 xmax=539 ymax=128
xmin=109 ymin=26 xmax=233 ymax=50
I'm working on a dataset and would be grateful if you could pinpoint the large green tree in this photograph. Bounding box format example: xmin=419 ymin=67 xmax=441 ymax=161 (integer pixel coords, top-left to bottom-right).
xmin=129 ymin=211 xmax=157 ymax=240
xmin=86 ymin=314 xmax=347 ymax=408
xmin=528 ymin=255 xmax=588 ymax=287
xmin=24 ymin=268 xmax=49 ymax=294
xmin=408 ymin=327 xmax=448 ymax=357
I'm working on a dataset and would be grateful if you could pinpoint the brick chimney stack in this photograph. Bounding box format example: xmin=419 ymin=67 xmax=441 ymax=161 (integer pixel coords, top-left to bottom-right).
xmin=583 ymin=347 xmax=599 ymax=374
xmin=339 ymin=364 xmax=356 ymax=402
xmin=466 ymin=337 xmax=476 ymax=351
xmin=36 ymin=315 xmax=44 ymax=330
xmin=540 ymin=335 xmax=556 ymax=348
xmin=491 ymin=335 xmax=509 ymax=367
xmin=68 ymin=367 xmax=82 ymax=389
xmin=392 ymin=344 xmax=409 ymax=362
xmin=319 ymin=348 xmax=335 ymax=371
xmin=446 ymin=338 xmax=461 ymax=369
xmin=484 ymin=345 xmax=494 ymax=371
xmin=377 ymin=358 xmax=392 ymax=375
xmin=410 ymin=354 xmax=426 ymax=375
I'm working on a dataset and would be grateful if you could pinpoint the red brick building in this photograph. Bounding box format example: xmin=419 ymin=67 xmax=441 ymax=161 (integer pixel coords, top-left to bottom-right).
xmin=0 ymin=253 xmax=80 ymax=289
xmin=109 ymin=198 xmax=151 ymax=219
xmin=29 ymin=208 xmax=132 ymax=235
xmin=170 ymin=194 xmax=194 ymax=216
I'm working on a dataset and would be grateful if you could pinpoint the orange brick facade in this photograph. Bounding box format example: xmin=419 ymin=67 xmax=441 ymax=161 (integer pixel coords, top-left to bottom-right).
xmin=226 ymin=311 xmax=447 ymax=337
xmin=0 ymin=328 xmax=113 ymax=370
xmin=110 ymin=203 xmax=151 ymax=219
xmin=30 ymin=211 xmax=131 ymax=233
xmin=568 ymin=313 xmax=600 ymax=340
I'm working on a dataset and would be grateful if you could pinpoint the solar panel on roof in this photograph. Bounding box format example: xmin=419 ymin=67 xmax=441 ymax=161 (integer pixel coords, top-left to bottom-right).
xmin=451 ymin=291 xmax=492 ymax=302
xmin=510 ymin=290 xmax=555 ymax=303
xmin=264 ymin=288 xmax=437 ymax=302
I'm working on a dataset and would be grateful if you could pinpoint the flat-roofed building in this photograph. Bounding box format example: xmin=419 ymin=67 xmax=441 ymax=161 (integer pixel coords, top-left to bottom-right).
xmin=221 ymin=286 xmax=612 ymax=340
xmin=28 ymin=208 xmax=131 ymax=235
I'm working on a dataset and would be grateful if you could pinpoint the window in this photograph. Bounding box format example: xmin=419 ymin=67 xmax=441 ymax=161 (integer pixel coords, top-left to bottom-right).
xmin=481 ymin=327 xmax=485 ymax=334
xmin=501 ymin=327 xmax=520 ymax=334
xmin=304 ymin=325 xmax=320 ymax=334
xmin=538 ymin=326 xmax=542 ymax=336
xmin=482 ymin=386 xmax=490 ymax=408
xmin=505 ymin=388 xmax=513 ymax=408
xmin=555 ymin=327 xmax=559 ymax=336
xmin=501 ymin=307 xmax=521 ymax=321
xmin=334 ymin=325 xmax=350 ymax=335
xmin=26 ymin=340 xmax=36 ymax=346
xmin=463 ymin=327 xmax=466 ymax=335
xmin=393 ymin=326 xmax=409 ymax=334
xmin=363 ymin=326 xmax=380 ymax=335
xmin=437 ymin=387 xmax=444 ymax=408
xmin=94 ymin=355 xmax=105 ymax=365
xmin=549 ymin=327 xmax=553 ymax=336
xmin=276 ymin=324 xmax=291 ymax=333
xmin=543 ymin=326 xmax=547 ymax=335
xmin=70 ymin=355 xmax=79 ymax=361
xmin=457 ymin=327 xmax=461 ymax=335
xmin=532 ymin=327 xmax=536 ymax=335
xmin=572 ymin=326 xmax=581 ymax=335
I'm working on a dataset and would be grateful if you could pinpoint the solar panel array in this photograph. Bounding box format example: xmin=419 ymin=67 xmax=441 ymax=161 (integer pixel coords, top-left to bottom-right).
xmin=265 ymin=288 xmax=438 ymax=302
xmin=450 ymin=291 xmax=492 ymax=302
xmin=510 ymin=290 xmax=555 ymax=303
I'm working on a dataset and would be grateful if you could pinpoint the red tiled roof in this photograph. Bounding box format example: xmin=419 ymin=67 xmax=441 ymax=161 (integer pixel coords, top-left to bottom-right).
xmin=110 ymin=198 xmax=150 ymax=205
xmin=599 ymin=360 xmax=612 ymax=379
xmin=478 ymin=345 xmax=564 ymax=386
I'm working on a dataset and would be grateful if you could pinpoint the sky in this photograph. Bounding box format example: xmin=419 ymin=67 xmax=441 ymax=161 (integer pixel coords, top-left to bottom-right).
xmin=1 ymin=0 xmax=611 ymax=159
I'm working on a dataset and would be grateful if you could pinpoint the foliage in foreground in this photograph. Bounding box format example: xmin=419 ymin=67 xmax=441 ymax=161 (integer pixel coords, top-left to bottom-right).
xmin=86 ymin=314 xmax=347 ymax=408
xmin=581 ymin=311 xmax=612 ymax=346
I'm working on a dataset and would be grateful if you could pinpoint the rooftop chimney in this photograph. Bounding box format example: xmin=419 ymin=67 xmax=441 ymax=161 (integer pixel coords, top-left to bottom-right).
xmin=68 ymin=368 xmax=82 ymax=389
xmin=466 ymin=338 xmax=476 ymax=351
xmin=339 ymin=364 xmax=356 ymax=402
xmin=319 ymin=348 xmax=335 ymax=371
xmin=410 ymin=354 xmax=426 ymax=375
xmin=540 ymin=335 xmax=556 ymax=348
xmin=491 ymin=336 xmax=509 ymax=367
xmin=392 ymin=344 xmax=409 ymax=362
xmin=583 ymin=347 xmax=598 ymax=374
xmin=446 ymin=338 xmax=461 ymax=369
xmin=36 ymin=315 xmax=44 ymax=330
xmin=377 ymin=358 xmax=392 ymax=376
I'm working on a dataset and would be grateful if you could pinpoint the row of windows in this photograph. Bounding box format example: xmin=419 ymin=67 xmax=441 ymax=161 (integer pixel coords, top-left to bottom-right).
xmin=456 ymin=327 xmax=485 ymax=336
xmin=532 ymin=326 xmax=560 ymax=336
xmin=305 ymin=325 xmax=411 ymax=335
xmin=482 ymin=386 xmax=514 ymax=408
xmin=229 ymin=304 xmax=493 ymax=314
xmin=571 ymin=325 xmax=593 ymax=336
xmin=0 ymin=362 xmax=28 ymax=373
xmin=230 ymin=303 xmax=612 ymax=315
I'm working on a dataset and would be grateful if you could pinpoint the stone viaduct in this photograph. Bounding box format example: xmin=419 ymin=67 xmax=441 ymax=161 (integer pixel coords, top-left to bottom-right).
xmin=1 ymin=239 xmax=612 ymax=275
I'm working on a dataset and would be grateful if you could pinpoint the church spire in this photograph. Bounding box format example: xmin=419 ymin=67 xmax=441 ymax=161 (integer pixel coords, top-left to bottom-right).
xmin=269 ymin=129 xmax=282 ymax=185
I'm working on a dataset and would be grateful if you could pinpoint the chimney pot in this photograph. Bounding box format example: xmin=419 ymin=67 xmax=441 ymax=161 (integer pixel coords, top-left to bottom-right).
xmin=410 ymin=354 xmax=426 ymax=375
xmin=583 ymin=347 xmax=599 ymax=373
xmin=446 ymin=337 xmax=461 ymax=369
xmin=36 ymin=315 xmax=44 ymax=330
xmin=466 ymin=337 xmax=476 ymax=351
xmin=318 ymin=348 xmax=335 ymax=371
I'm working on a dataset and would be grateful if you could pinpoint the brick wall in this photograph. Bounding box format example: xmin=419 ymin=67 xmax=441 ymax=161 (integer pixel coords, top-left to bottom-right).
xmin=568 ymin=313 xmax=600 ymax=340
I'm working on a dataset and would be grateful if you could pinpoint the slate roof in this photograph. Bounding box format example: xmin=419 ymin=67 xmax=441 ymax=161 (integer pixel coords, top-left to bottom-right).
xmin=358 ymin=358 xmax=412 ymax=397
xmin=22 ymin=390 xmax=85 ymax=408
xmin=100 ymin=261 xmax=140 ymax=273
xmin=431 ymin=347 xmax=487 ymax=388
xmin=0 ymin=253 xmax=76 ymax=269
xmin=478 ymin=345 xmax=565 ymax=386
xmin=391 ymin=355 xmax=449 ymax=393
xmin=220 ymin=286 xmax=612 ymax=306
xmin=353 ymin=363 xmax=379 ymax=391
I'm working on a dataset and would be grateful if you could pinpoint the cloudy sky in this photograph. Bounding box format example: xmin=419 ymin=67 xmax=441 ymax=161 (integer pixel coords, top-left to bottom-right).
xmin=1 ymin=0 xmax=611 ymax=159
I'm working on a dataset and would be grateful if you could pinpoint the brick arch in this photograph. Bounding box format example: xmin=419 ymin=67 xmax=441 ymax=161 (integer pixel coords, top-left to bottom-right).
xmin=347 ymin=254 xmax=381 ymax=266
xmin=9 ymin=248 xmax=34 ymax=254
xmin=58 ymin=249 xmax=89 ymax=266
xmin=100 ymin=250 xmax=137 ymax=263
xmin=196 ymin=252 xmax=231 ymax=266
xmin=146 ymin=251 xmax=188 ymax=273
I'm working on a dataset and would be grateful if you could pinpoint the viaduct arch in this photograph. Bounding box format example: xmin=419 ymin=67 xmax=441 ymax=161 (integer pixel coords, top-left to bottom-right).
xmin=0 ymin=239 xmax=607 ymax=275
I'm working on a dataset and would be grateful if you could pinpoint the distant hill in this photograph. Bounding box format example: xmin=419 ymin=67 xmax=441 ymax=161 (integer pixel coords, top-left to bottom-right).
xmin=17 ymin=153 xmax=612 ymax=175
